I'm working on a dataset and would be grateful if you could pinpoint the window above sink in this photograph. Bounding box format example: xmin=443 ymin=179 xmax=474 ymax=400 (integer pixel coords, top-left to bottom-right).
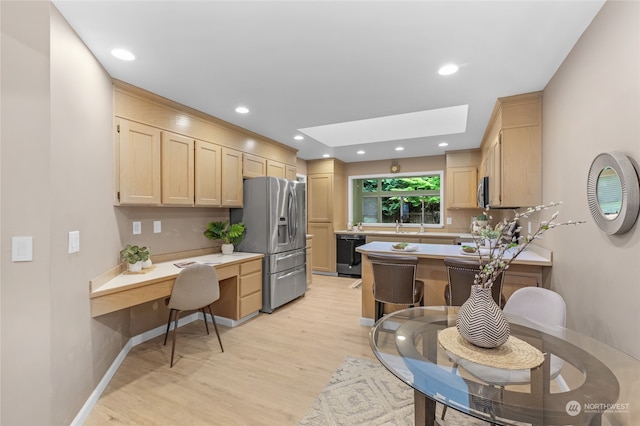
xmin=348 ymin=171 xmax=444 ymax=228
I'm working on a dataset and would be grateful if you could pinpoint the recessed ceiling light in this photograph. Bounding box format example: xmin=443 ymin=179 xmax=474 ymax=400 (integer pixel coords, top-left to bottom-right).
xmin=357 ymin=150 xmax=365 ymax=155
xmin=395 ymin=146 xmax=404 ymax=151
xmin=294 ymin=135 xmax=304 ymax=141
xmin=111 ymin=48 xmax=135 ymax=61
xmin=235 ymin=106 xmax=249 ymax=114
xmin=439 ymin=142 xmax=449 ymax=147
xmin=438 ymin=64 xmax=459 ymax=76
xmin=322 ymin=154 xmax=330 ymax=158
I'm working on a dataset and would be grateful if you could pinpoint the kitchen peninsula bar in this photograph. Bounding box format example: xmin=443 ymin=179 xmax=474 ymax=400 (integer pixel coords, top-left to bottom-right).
xmin=90 ymin=252 xmax=264 ymax=324
xmin=356 ymin=241 xmax=552 ymax=321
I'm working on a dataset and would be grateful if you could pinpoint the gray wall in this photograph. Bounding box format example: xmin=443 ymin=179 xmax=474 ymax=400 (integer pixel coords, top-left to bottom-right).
xmin=542 ymin=0 xmax=640 ymax=359
xmin=1 ymin=3 xmax=226 ymax=424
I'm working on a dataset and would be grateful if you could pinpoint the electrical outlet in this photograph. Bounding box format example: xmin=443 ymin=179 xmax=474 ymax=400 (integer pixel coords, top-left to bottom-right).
xmin=446 ymin=217 xmax=452 ymax=225
xmin=133 ymin=221 xmax=142 ymax=235
xmin=68 ymin=231 xmax=80 ymax=253
xmin=153 ymin=221 xmax=161 ymax=233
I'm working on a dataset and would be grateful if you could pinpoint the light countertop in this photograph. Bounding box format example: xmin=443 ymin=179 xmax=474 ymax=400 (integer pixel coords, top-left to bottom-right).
xmin=91 ymin=252 xmax=264 ymax=296
xmin=356 ymin=241 xmax=552 ymax=266
xmin=335 ymin=229 xmax=472 ymax=237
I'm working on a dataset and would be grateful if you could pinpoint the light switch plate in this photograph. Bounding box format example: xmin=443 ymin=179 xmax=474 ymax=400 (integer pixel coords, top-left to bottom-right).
xmin=12 ymin=236 xmax=33 ymax=262
xmin=446 ymin=217 xmax=452 ymax=225
xmin=153 ymin=221 xmax=161 ymax=233
xmin=133 ymin=221 xmax=142 ymax=235
xmin=68 ymin=231 xmax=80 ymax=253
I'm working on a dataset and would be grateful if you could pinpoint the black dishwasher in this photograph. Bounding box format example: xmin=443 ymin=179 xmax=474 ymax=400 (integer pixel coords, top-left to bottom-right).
xmin=336 ymin=234 xmax=367 ymax=278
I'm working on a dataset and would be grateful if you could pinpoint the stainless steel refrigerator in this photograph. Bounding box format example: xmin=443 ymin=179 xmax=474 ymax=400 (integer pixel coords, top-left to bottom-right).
xmin=231 ymin=177 xmax=307 ymax=313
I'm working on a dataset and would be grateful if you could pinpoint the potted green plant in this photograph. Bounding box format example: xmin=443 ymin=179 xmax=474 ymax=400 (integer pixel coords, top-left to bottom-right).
xmin=119 ymin=244 xmax=150 ymax=272
xmin=204 ymin=221 xmax=245 ymax=254
xmin=475 ymin=213 xmax=489 ymax=227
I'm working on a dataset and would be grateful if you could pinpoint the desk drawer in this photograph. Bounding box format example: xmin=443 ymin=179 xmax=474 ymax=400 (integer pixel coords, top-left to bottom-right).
xmin=240 ymin=291 xmax=262 ymax=317
xmin=240 ymin=270 xmax=262 ymax=297
xmin=216 ymin=264 xmax=239 ymax=281
xmin=241 ymin=259 xmax=262 ymax=276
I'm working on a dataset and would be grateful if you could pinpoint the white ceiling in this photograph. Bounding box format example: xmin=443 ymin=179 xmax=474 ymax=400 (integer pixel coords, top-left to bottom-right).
xmin=52 ymin=0 xmax=605 ymax=164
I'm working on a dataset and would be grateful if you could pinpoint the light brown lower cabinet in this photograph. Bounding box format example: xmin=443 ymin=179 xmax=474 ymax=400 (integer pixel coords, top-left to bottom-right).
xmin=239 ymin=259 xmax=263 ymax=317
xmin=308 ymin=222 xmax=334 ymax=272
xmin=306 ymin=236 xmax=313 ymax=285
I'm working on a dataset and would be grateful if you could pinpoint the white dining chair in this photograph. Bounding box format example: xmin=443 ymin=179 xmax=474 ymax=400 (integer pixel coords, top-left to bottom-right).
xmin=442 ymin=287 xmax=569 ymax=421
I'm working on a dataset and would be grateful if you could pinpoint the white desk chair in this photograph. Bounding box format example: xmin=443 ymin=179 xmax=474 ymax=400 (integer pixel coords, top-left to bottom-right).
xmin=163 ymin=264 xmax=224 ymax=367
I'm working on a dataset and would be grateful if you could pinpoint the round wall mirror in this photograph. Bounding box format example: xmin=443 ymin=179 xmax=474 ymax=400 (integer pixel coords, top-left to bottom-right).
xmin=587 ymin=152 xmax=640 ymax=235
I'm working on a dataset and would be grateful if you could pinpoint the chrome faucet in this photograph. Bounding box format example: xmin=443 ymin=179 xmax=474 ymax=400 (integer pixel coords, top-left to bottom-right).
xmin=395 ymin=220 xmax=401 ymax=233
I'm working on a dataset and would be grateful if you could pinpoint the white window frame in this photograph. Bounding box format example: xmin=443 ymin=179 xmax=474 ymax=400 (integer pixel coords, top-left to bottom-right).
xmin=347 ymin=170 xmax=445 ymax=229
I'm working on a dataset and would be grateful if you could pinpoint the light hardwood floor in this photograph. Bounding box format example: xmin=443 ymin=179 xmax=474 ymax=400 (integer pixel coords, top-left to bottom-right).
xmin=84 ymin=275 xmax=375 ymax=425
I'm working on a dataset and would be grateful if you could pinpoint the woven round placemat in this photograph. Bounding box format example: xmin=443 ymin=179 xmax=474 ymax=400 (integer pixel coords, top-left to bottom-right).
xmin=438 ymin=326 xmax=544 ymax=370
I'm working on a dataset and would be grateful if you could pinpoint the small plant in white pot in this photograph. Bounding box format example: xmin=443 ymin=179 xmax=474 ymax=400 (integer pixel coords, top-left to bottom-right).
xmin=119 ymin=245 xmax=150 ymax=272
xmin=204 ymin=221 xmax=245 ymax=255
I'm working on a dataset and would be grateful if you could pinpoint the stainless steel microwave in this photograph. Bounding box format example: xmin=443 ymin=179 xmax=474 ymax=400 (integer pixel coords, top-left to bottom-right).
xmin=478 ymin=176 xmax=489 ymax=208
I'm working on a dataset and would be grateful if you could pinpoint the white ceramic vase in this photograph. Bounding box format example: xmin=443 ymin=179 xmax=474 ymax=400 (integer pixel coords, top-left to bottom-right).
xmin=221 ymin=244 xmax=234 ymax=255
xmin=128 ymin=261 xmax=143 ymax=273
xmin=456 ymin=284 xmax=510 ymax=348
xmin=142 ymin=259 xmax=152 ymax=269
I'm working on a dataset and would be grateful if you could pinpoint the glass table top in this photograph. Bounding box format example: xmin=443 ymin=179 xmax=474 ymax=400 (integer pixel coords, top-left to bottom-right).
xmin=369 ymin=306 xmax=639 ymax=426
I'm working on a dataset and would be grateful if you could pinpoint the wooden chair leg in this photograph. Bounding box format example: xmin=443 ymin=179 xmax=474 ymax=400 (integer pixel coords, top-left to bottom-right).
xmin=170 ymin=309 xmax=181 ymax=368
xmin=206 ymin=305 xmax=224 ymax=352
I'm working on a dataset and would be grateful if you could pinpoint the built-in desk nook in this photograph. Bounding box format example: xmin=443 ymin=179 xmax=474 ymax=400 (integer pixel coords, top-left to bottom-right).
xmin=90 ymin=250 xmax=264 ymax=324
xmin=356 ymin=241 xmax=552 ymax=321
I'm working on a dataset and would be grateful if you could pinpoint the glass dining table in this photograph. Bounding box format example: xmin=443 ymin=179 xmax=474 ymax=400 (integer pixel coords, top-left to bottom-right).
xmin=369 ymin=306 xmax=639 ymax=426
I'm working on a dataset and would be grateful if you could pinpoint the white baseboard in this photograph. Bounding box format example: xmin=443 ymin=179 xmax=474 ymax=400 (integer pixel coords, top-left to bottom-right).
xmin=72 ymin=311 xmax=237 ymax=425
xmin=360 ymin=317 xmax=375 ymax=327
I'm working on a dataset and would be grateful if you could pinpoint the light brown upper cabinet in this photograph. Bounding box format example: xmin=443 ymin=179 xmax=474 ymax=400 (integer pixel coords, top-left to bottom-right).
xmin=481 ymin=92 xmax=542 ymax=208
xmin=243 ymin=153 xmax=266 ymax=178
xmin=161 ymin=131 xmax=195 ymax=206
xmin=286 ymin=165 xmax=297 ymax=181
xmin=116 ymin=118 xmax=162 ymax=205
xmin=195 ymin=140 xmax=222 ymax=206
xmin=266 ymin=159 xmax=286 ymax=179
xmin=446 ymin=166 xmax=478 ymax=208
xmin=117 ymin=118 xmax=243 ymax=207
xmin=307 ymin=173 xmax=334 ymax=222
xmin=221 ymin=147 xmax=243 ymax=207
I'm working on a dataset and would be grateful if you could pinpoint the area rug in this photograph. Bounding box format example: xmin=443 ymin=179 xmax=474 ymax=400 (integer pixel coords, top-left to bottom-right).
xmin=299 ymin=356 xmax=489 ymax=426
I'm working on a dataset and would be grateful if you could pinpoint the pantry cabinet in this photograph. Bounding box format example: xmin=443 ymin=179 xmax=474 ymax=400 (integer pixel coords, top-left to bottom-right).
xmin=481 ymin=92 xmax=542 ymax=208
xmin=307 ymin=159 xmax=346 ymax=273
xmin=116 ymin=119 xmax=161 ymax=205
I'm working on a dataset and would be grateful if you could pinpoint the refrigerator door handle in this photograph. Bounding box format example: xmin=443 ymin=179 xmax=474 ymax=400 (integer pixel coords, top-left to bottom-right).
xmin=288 ymin=189 xmax=297 ymax=241
xmin=277 ymin=267 xmax=305 ymax=280
xmin=278 ymin=251 xmax=304 ymax=261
